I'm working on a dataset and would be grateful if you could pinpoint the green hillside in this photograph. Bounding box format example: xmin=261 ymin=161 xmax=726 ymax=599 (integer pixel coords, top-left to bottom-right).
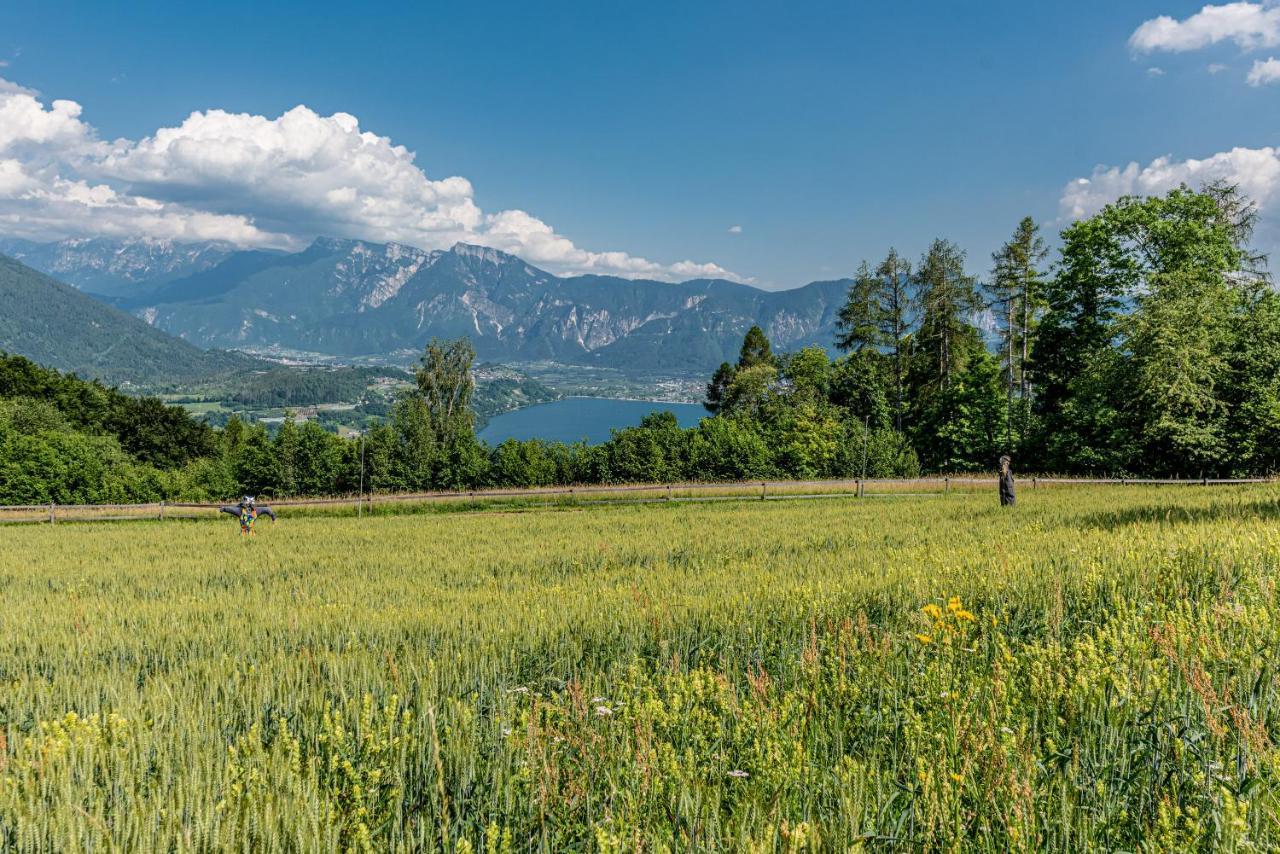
xmin=0 ymin=254 xmax=259 ymax=387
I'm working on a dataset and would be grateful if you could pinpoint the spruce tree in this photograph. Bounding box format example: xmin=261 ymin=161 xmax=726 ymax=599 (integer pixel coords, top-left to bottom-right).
xmin=835 ymin=248 xmax=914 ymax=430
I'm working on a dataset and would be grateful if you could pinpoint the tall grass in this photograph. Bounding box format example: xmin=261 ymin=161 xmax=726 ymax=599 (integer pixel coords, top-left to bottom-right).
xmin=2 ymin=487 xmax=1278 ymax=850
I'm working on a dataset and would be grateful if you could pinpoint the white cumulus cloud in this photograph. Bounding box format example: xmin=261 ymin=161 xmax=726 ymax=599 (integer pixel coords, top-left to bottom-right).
xmin=0 ymin=77 xmax=739 ymax=281
xmin=727 ymin=224 xmax=742 ymax=234
xmin=1130 ymin=2 xmax=1280 ymax=53
xmin=1059 ymin=146 xmax=1280 ymax=225
xmin=1247 ymin=56 xmax=1280 ymax=83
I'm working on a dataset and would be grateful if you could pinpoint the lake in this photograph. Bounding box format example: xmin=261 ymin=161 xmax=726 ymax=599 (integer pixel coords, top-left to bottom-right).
xmin=478 ymin=397 xmax=706 ymax=445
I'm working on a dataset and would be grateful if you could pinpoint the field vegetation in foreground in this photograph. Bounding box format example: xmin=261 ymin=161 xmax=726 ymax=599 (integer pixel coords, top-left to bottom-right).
xmin=3 ymin=486 xmax=1280 ymax=850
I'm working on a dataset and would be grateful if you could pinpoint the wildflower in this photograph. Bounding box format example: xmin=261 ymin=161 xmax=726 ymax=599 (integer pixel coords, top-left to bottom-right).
xmin=507 ymin=686 xmax=530 ymax=695
xmin=950 ymin=772 xmax=963 ymax=783
xmin=916 ymin=633 xmax=934 ymax=645
xmin=594 ymin=705 xmax=613 ymax=717
xmin=923 ymin=604 xmax=943 ymax=620
xmin=727 ymin=769 xmax=749 ymax=779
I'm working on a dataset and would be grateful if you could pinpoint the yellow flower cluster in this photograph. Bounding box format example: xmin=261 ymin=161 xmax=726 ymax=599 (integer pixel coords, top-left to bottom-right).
xmin=916 ymin=596 xmax=977 ymax=646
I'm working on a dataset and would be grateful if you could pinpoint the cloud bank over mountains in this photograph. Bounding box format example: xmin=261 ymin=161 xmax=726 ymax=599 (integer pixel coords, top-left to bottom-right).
xmin=0 ymin=77 xmax=738 ymax=281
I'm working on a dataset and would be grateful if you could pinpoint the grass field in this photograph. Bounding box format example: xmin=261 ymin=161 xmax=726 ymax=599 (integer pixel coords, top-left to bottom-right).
xmin=2 ymin=486 xmax=1280 ymax=850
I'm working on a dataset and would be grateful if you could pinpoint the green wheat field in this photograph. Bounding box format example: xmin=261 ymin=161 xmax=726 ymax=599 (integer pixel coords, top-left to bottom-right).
xmin=3 ymin=486 xmax=1280 ymax=851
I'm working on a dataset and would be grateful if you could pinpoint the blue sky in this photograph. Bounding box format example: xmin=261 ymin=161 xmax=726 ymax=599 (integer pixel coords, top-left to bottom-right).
xmin=1 ymin=1 xmax=1278 ymax=287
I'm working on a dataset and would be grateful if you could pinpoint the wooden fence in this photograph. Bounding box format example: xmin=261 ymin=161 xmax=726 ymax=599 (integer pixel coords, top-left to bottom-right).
xmin=0 ymin=475 xmax=1271 ymax=526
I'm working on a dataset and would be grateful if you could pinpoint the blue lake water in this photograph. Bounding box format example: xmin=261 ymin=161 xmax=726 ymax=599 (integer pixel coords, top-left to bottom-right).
xmin=478 ymin=397 xmax=706 ymax=445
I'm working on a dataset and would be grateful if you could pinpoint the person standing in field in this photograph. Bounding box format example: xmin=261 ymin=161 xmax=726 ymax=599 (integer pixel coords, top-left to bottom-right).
xmin=998 ymin=456 xmax=1016 ymax=506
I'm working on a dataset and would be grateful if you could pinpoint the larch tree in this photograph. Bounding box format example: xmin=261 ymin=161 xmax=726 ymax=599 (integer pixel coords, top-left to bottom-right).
xmin=988 ymin=216 xmax=1047 ymax=448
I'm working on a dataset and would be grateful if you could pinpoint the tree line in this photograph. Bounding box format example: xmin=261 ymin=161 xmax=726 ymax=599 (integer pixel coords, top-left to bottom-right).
xmin=0 ymin=328 xmax=921 ymax=504
xmin=815 ymin=183 xmax=1280 ymax=476
xmin=1 ymin=183 xmax=1275 ymax=505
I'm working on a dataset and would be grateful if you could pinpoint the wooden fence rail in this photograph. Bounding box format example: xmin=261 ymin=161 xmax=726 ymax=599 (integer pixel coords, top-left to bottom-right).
xmin=0 ymin=476 xmax=1272 ymax=525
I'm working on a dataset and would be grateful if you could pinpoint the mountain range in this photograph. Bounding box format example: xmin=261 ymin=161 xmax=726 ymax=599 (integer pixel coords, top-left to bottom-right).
xmin=0 ymin=254 xmax=261 ymax=386
xmin=5 ymin=237 xmax=851 ymax=372
xmin=0 ymin=237 xmax=237 ymax=298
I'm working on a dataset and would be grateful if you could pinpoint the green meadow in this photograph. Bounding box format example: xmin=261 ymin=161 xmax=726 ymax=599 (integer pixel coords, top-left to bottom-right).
xmin=3 ymin=486 xmax=1279 ymax=851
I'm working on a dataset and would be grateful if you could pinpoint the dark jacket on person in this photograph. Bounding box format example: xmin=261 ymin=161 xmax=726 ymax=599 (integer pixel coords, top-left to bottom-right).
xmin=999 ymin=469 xmax=1016 ymax=506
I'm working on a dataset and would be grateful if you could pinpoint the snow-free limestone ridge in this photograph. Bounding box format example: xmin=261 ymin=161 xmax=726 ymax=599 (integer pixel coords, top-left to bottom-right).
xmin=5 ymin=236 xmax=852 ymax=372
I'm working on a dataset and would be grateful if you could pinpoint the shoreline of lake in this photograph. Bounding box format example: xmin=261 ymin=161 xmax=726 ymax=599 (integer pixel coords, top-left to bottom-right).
xmin=478 ymin=396 xmax=706 ymax=445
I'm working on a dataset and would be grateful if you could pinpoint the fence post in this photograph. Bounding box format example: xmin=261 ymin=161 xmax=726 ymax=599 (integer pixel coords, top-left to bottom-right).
xmin=159 ymin=500 xmax=165 ymax=521
xmin=856 ymin=478 xmax=863 ymax=498
xmin=761 ymin=481 xmax=767 ymax=501
xmin=1032 ymin=477 xmax=1037 ymax=491
xmin=667 ymin=484 xmax=673 ymax=501
xmin=49 ymin=502 xmax=55 ymax=524
xmin=945 ymin=477 xmax=950 ymax=495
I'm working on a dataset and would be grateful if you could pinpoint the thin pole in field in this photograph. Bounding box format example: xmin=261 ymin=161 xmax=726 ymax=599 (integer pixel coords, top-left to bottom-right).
xmin=358 ymin=433 xmax=366 ymax=518
xmin=861 ymin=415 xmax=870 ymax=481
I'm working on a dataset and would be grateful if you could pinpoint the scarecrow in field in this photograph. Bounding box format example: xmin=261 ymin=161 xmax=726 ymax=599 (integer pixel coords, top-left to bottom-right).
xmin=220 ymin=496 xmax=277 ymax=537
xmin=998 ymin=456 xmax=1016 ymax=507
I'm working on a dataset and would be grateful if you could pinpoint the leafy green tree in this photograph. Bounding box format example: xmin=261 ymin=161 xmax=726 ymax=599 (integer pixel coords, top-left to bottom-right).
xmin=1033 ymin=184 xmax=1270 ymax=474
xmin=781 ymin=347 xmax=831 ymax=403
xmin=1124 ymin=267 xmax=1234 ymax=473
xmin=359 ymin=422 xmax=402 ymax=495
xmin=829 ymin=352 xmax=891 ymax=430
xmin=272 ymin=416 xmax=301 ymax=496
xmin=235 ymin=422 xmax=281 ymax=496
xmin=600 ymin=412 xmax=689 ymax=483
xmin=389 ymin=397 xmax=437 ymax=491
xmin=392 ymin=338 xmax=489 ymax=490
xmin=832 ymin=420 xmax=922 ymax=478
xmin=292 ymin=420 xmax=346 ymax=496
xmin=771 ymin=398 xmax=844 ymax=478
xmin=1223 ymin=285 xmax=1280 ymax=474
xmin=416 ymin=338 xmax=477 ymax=442
xmin=720 ymin=363 xmax=778 ymax=418
xmin=489 ymin=439 xmax=560 ymax=487
xmin=686 ymin=417 xmax=771 ymax=481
